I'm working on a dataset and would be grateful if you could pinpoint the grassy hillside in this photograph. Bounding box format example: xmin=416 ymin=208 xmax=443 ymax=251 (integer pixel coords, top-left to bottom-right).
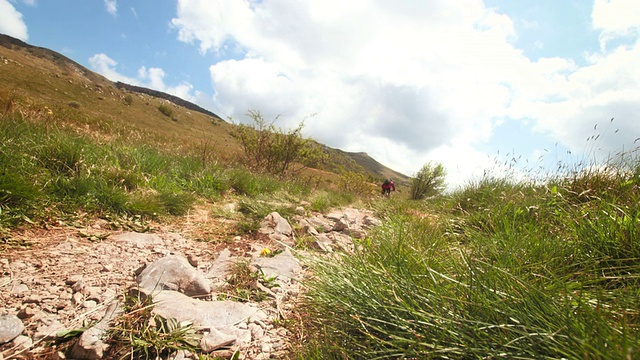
xmin=0 ymin=34 xmax=407 ymax=186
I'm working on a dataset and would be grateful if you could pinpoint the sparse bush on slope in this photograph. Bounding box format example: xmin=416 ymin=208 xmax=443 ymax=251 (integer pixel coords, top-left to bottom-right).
xmin=231 ymin=110 xmax=327 ymax=177
xmin=410 ymin=162 xmax=446 ymax=200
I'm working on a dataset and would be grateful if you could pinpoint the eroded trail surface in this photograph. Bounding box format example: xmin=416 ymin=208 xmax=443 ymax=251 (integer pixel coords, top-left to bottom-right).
xmin=0 ymin=206 xmax=380 ymax=359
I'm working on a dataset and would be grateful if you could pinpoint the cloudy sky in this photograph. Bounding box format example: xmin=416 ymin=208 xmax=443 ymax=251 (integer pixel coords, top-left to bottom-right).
xmin=2 ymin=0 xmax=639 ymax=189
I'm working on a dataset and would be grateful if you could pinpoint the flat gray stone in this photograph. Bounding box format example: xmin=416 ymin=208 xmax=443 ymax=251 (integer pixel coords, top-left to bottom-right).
xmin=252 ymin=248 xmax=302 ymax=280
xmin=200 ymin=328 xmax=236 ymax=353
xmin=153 ymin=290 xmax=267 ymax=331
xmin=111 ymin=232 xmax=164 ymax=249
xmin=137 ymin=255 xmax=211 ymax=297
xmin=206 ymin=248 xmax=233 ymax=278
xmin=0 ymin=315 xmax=24 ymax=344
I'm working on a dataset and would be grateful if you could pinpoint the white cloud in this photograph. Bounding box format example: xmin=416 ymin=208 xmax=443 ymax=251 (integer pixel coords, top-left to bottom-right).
xmin=105 ymin=0 xmax=117 ymax=17
xmin=593 ymin=0 xmax=640 ymax=51
xmin=170 ymin=0 xmax=530 ymax=184
xmin=89 ymin=53 xmax=196 ymax=102
xmin=168 ymin=0 xmax=640 ymax=187
xmin=89 ymin=53 xmax=134 ymax=83
xmin=0 ymin=0 xmax=28 ymax=41
xmin=592 ymin=0 xmax=640 ymax=34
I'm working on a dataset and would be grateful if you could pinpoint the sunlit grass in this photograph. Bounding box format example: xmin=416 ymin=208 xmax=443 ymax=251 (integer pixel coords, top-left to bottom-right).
xmin=296 ymin=151 xmax=640 ymax=359
xmin=0 ymin=113 xmax=343 ymax=232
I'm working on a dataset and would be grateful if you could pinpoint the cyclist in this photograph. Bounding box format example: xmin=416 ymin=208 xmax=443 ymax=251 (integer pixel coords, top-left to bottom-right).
xmin=381 ymin=178 xmax=395 ymax=196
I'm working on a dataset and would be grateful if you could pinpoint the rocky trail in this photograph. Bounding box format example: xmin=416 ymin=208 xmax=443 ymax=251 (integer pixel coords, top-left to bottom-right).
xmin=0 ymin=206 xmax=381 ymax=359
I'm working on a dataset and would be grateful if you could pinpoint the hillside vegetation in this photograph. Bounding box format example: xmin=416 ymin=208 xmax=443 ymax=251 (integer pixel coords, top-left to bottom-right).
xmin=1 ymin=34 xmax=640 ymax=359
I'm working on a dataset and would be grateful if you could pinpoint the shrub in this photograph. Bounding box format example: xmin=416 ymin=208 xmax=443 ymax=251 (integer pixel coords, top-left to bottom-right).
xmin=123 ymin=94 xmax=134 ymax=106
xmin=339 ymin=171 xmax=374 ymax=196
xmin=158 ymin=103 xmax=174 ymax=118
xmin=67 ymin=101 xmax=81 ymax=109
xmin=410 ymin=162 xmax=446 ymax=200
xmin=231 ymin=110 xmax=322 ymax=177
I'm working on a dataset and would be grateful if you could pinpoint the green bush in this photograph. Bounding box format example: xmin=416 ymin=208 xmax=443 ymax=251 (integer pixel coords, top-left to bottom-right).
xmin=231 ymin=110 xmax=321 ymax=176
xmin=410 ymin=162 xmax=446 ymax=200
xmin=158 ymin=103 xmax=174 ymax=117
xmin=123 ymin=94 xmax=134 ymax=106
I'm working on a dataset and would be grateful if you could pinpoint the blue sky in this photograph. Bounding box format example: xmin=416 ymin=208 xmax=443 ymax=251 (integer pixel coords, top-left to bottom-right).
xmin=2 ymin=0 xmax=639 ymax=189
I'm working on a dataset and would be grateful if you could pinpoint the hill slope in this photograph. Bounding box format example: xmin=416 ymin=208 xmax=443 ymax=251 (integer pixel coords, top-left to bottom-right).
xmin=0 ymin=33 xmax=408 ymax=182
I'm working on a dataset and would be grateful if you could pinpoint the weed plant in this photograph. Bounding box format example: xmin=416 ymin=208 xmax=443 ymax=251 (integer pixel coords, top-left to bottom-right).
xmin=298 ymin=152 xmax=640 ymax=359
xmin=309 ymin=190 xmax=354 ymax=213
xmin=106 ymin=292 xmax=201 ymax=359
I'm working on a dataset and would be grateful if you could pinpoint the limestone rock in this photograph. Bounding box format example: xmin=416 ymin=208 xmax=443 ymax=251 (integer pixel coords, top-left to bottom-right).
xmin=70 ymin=301 xmax=122 ymax=360
xmin=0 ymin=315 xmax=24 ymax=344
xmin=153 ymin=290 xmax=266 ymax=331
xmin=136 ymin=255 xmax=211 ymax=297
xmin=252 ymin=248 xmax=302 ymax=280
xmin=111 ymin=232 xmax=164 ymax=249
xmin=259 ymin=212 xmax=293 ymax=244
xmin=200 ymin=328 xmax=236 ymax=353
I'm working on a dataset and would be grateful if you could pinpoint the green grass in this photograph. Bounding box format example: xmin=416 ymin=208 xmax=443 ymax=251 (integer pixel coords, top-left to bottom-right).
xmin=0 ymin=113 xmax=341 ymax=234
xmin=296 ymin=154 xmax=640 ymax=359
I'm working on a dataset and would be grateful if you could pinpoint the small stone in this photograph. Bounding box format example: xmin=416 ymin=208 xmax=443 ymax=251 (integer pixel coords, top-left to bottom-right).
xmin=17 ymin=306 xmax=37 ymax=319
xmin=72 ymin=292 xmax=84 ymax=305
xmin=71 ymin=280 xmax=86 ymax=293
xmin=82 ymin=300 xmax=97 ymax=309
xmin=11 ymin=335 xmax=33 ymax=350
xmin=200 ymin=329 xmax=236 ymax=353
xmin=0 ymin=315 xmax=24 ymax=344
xmin=11 ymin=283 xmax=29 ymax=294
xmin=23 ymin=295 xmax=41 ymax=304
xmin=101 ymin=264 xmax=113 ymax=272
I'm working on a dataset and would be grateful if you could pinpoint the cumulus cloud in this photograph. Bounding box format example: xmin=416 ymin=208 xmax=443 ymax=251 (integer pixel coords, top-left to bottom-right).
xmin=0 ymin=0 xmax=29 ymax=41
xmin=105 ymin=0 xmax=117 ymax=16
xmin=169 ymin=0 xmax=528 ymax=179
xmin=168 ymin=0 xmax=640 ymax=185
xmin=89 ymin=53 xmax=196 ymax=102
xmin=593 ymin=0 xmax=640 ymax=45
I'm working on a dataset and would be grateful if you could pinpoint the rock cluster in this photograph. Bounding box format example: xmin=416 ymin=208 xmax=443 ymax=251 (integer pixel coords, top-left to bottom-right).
xmin=0 ymin=207 xmax=379 ymax=359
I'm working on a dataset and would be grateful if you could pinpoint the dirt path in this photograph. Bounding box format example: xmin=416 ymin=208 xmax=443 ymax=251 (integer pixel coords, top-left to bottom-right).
xmin=0 ymin=210 xmax=292 ymax=359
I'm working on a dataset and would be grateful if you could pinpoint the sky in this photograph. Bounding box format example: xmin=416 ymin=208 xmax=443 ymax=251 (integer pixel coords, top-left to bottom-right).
xmin=1 ymin=0 xmax=639 ymax=189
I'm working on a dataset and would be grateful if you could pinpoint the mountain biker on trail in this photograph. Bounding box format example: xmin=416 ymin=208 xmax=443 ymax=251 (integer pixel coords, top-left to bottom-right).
xmin=382 ymin=178 xmax=395 ymax=196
